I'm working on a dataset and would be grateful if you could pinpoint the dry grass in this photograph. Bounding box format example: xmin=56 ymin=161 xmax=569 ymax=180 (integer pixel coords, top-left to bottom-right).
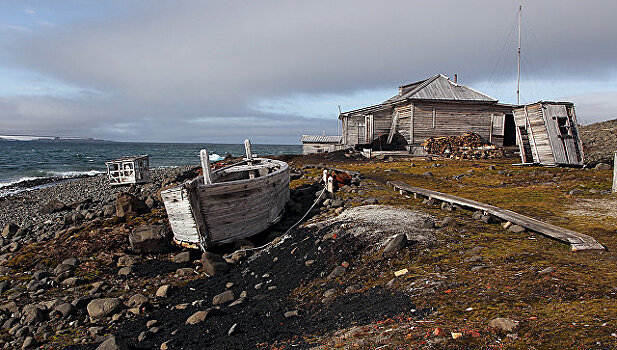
xmin=285 ymin=155 xmax=617 ymax=348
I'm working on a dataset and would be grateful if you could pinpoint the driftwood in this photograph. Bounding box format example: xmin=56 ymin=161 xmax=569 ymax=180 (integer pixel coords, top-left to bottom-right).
xmin=389 ymin=180 xmax=604 ymax=251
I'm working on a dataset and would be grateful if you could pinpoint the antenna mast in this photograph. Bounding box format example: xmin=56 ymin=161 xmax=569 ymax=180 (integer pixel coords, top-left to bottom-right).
xmin=337 ymin=105 xmax=342 ymax=136
xmin=517 ymin=5 xmax=522 ymax=105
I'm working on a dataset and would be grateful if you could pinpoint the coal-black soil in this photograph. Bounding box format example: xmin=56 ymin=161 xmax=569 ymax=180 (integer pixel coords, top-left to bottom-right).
xmin=107 ymin=216 xmax=429 ymax=349
xmin=132 ymin=259 xmax=188 ymax=279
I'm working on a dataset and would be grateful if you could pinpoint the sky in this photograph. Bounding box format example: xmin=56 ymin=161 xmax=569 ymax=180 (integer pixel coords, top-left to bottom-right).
xmin=0 ymin=1 xmax=616 ymax=144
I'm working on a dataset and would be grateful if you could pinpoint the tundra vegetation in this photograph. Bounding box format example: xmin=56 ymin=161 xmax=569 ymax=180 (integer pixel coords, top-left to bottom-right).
xmin=0 ymin=150 xmax=615 ymax=349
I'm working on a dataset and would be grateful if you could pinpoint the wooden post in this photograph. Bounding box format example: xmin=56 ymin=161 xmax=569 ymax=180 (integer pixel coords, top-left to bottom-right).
xmin=432 ymin=108 xmax=436 ymax=129
xmin=200 ymin=149 xmax=212 ymax=184
xmin=244 ymin=139 xmax=256 ymax=179
xmin=613 ymin=151 xmax=617 ymax=193
xmin=327 ymin=177 xmax=334 ymax=193
xmin=244 ymin=139 xmax=253 ymax=162
xmin=409 ymin=103 xmax=415 ymax=145
xmin=387 ymin=111 xmax=399 ymax=144
xmin=489 ymin=114 xmax=494 ymax=144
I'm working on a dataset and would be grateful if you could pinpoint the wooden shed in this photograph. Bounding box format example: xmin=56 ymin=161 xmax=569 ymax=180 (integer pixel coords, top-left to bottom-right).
xmin=300 ymin=134 xmax=343 ymax=154
xmin=105 ymin=155 xmax=150 ymax=186
xmin=513 ymin=101 xmax=584 ymax=165
xmin=339 ymin=74 xmax=516 ymax=150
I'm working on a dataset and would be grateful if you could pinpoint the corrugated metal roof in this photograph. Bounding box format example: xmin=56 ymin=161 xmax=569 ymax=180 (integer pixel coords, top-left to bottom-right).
xmin=389 ymin=74 xmax=496 ymax=103
xmin=300 ymin=135 xmax=342 ymax=143
xmin=341 ymin=74 xmax=497 ymax=116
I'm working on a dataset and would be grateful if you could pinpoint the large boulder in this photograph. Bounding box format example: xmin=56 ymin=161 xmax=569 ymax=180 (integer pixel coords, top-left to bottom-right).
xmin=87 ymin=298 xmax=122 ymax=319
xmin=489 ymin=317 xmax=519 ymax=332
xmin=201 ymin=252 xmax=229 ymax=276
xmin=22 ymin=304 xmax=46 ymax=325
xmin=186 ymin=310 xmax=213 ymax=325
xmin=129 ymin=225 xmax=170 ymax=254
xmin=115 ymin=192 xmax=148 ymax=217
xmin=41 ymin=200 xmax=68 ymax=214
xmin=126 ymin=294 xmax=149 ymax=308
xmin=212 ymin=290 xmax=234 ymax=305
xmin=96 ymin=335 xmax=128 ymax=350
xmin=382 ymin=233 xmax=407 ymax=258
xmin=1 ymin=224 xmax=19 ymax=239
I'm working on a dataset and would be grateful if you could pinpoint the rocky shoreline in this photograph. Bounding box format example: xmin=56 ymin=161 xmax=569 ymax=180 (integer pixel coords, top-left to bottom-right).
xmin=0 ymin=153 xmax=616 ymax=349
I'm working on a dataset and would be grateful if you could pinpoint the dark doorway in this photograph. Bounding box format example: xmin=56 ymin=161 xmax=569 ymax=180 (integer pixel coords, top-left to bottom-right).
xmin=503 ymin=114 xmax=516 ymax=146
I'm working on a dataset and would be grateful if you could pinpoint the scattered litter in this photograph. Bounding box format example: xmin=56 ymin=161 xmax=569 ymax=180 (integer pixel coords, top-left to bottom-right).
xmin=451 ymin=332 xmax=463 ymax=339
xmin=394 ymin=268 xmax=408 ymax=277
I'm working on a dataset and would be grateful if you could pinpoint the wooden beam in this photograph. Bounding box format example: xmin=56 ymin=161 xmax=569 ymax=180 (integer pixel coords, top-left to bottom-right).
xmin=200 ymin=149 xmax=212 ymax=184
xmin=613 ymin=151 xmax=617 ymax=193
xmin=489 ymin=114 xmax=494 ymax=144
xmin=523 ymin=106 xmax=540 ymax=163
xmin=244 ymin=139 xmax=255 ymax=179
xmin=388 ymin=180 xmax=605 ymax=251
xmin=432 ymin=108 xmax=436 ymax=129
xmin=244 ymin=139 xmax=253 ymax=162
xmin=387 ymin=111 xmax=399 ymax=144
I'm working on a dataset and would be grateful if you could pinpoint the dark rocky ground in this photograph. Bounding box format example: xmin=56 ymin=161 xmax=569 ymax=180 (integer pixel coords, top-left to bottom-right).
xmin=0 ymin=143 xmax=616 ymax=349
xmin=0 ymin=157 xmax=442 ymax=349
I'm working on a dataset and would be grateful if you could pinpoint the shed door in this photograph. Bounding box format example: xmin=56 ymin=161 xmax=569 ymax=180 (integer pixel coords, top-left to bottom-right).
xmin=543 ymin=104 xmax=579 ymax=164
xmin=357 ymin=121 xmax=366 ymax=144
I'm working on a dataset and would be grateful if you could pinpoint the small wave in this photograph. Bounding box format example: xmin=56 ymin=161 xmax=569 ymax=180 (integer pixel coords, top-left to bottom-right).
xmin=0 ymin=177 xmax=42 ymax=189
xmin=0 ymin=170 xmax=103 ymax=193
xmin=46 ymin=170 xmax=103 ymax=178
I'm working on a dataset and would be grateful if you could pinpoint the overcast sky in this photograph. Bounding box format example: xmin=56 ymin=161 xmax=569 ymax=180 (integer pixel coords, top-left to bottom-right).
xmin=0 ymin=0 xmax=616 ymax=144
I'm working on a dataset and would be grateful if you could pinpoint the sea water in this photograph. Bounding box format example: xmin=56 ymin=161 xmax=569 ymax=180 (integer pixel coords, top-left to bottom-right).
xmin=0 ymin=140 xmax=301 ymax=196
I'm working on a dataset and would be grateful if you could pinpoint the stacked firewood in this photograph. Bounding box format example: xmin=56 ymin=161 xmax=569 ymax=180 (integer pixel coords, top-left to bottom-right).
xmin=422 ymin=132 xmax=488 ymax=154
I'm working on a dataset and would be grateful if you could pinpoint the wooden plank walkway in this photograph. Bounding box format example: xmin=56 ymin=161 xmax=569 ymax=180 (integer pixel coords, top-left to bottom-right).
xmin=388 ymin=180 xmax=605 ymax=251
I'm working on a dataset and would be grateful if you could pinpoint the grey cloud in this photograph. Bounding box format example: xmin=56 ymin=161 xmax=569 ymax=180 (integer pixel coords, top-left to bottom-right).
xmin=1 ymin=1 xmax=616 ymax=141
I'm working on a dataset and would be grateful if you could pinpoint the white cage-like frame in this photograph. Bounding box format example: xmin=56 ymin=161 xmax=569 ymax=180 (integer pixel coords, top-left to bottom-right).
xmin=105 ymin=155 xmax=150 ymax=186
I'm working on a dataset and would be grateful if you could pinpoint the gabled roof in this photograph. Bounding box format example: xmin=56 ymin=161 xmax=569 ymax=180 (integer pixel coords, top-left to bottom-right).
xmin=300 ymin=135 xmax=342 ymax=143
xmin=386 ymin=74 xmax=497 ymax=103
xmin=341 ymin=74 xmax=497 ymax=117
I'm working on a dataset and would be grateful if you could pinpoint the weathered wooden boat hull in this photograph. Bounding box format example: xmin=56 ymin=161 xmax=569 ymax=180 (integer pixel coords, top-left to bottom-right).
xmin=162 ymin=158 xmax=290 ymax=249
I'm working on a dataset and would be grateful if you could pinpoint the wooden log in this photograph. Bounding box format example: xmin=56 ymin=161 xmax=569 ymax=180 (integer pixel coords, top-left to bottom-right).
xmin=388 ymin=180 xmax=605 ymax=251
xmin=200 ymin=149 xmax=213 ymax=184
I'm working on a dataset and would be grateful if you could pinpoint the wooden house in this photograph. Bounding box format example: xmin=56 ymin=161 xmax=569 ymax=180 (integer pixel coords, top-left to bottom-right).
xmin=513 ymin=101 xmax=584 ymax=165
xmin=300 ymin=134 xmax=343 ymax=154
xmin=339 ymin=74 xmax=517 ymax=150
xmin=106 ymin=155 xmax=150 ymax=186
